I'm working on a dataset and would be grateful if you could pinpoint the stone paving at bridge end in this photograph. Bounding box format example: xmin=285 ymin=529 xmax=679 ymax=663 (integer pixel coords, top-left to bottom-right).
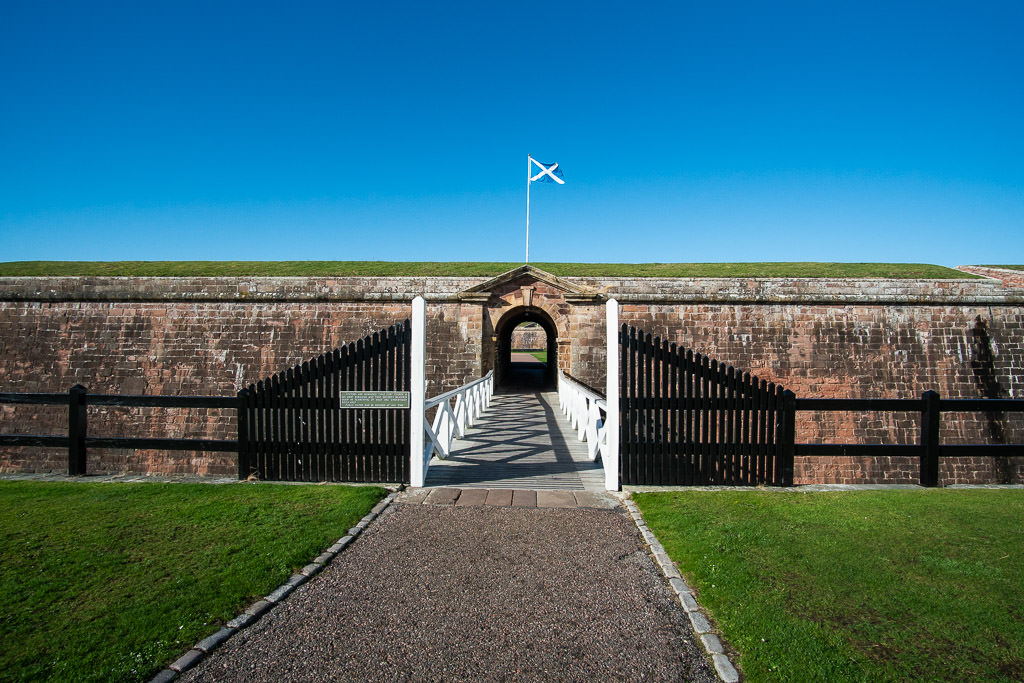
xmin=176 ymin=492 xmax=721 ymax=683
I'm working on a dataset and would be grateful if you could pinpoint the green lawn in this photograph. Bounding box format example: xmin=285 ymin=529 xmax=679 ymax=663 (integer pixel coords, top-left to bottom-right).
xmin=634 ymin=490 xmax=1024 ymax=681
xmin=0 ymin=260 xmax=977 ymax=279
xmin=529 ymin=350 xmax=548 ymax=363
xmin=0 ymin=481 xmax=385 ymax=683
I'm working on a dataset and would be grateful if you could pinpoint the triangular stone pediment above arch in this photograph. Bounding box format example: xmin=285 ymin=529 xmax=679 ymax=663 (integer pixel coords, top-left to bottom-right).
xmin=457 ymin=265 xmax=603 ymax=303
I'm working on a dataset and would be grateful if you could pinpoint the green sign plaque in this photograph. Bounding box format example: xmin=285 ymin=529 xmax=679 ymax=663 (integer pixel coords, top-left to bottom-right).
xmin=339 ymin=391 xmax=411 ymax=409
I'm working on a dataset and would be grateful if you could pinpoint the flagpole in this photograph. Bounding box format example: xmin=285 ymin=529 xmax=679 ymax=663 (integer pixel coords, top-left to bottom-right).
xmin=526 ymin=154 xmax=531 ymax=264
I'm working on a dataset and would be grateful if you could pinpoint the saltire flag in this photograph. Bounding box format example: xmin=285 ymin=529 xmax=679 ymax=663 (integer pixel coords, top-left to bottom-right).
xmin=529 ymin=156 xmax=565 ymax=184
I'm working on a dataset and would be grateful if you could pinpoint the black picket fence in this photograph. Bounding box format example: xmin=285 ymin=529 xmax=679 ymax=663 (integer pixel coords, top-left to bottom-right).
xmin=620 ymin=324 xmax=1024 ymax=487
xmin=239 ymin=321 xmax=412 ymax=483
xmin=620 ymin=325 xmax=794 ymax=486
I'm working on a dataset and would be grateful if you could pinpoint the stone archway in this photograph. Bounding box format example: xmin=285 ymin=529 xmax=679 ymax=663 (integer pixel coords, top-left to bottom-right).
xmin=456 ymin=264 xmax=605 ymax=391
xmin=494 ymin=306 xmax=558 ymax=390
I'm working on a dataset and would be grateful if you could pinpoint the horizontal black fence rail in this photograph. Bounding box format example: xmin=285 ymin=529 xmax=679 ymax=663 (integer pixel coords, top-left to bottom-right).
xmin=794 ymin=394 xmax=1024 ymax=486
xmin=0 ymin=387 xmax=237 ymax=475
xmin=620 ymin=325 xmax=795 ymax=486
xmin=240 ymin=320 xmax=411 ymax=484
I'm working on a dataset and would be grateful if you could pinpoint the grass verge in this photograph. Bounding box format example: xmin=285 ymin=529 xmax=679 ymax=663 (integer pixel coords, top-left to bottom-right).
xmin=0 ymin=480 xmax=385 ymax=682
xmin=633 ymin=489 xmax=1024 ymax=681
xmin=0 ymin=261 xmax=977 ymax=279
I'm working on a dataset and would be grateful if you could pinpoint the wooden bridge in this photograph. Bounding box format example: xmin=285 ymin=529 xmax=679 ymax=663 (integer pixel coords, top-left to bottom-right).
xmin=423 ymin=391 xmax=604 ymax=491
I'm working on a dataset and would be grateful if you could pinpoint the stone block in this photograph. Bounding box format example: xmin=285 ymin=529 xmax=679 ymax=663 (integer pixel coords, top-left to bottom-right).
xmin=713 ymin=654 xmax=740 ymax=682
xmin=536 ymin=490 xmax=576 ymax=508
xmin=484 ymin=489 xmax=513 ymax=506
xmin=265 ymin=584 xmax=294 ymax=603
xmin=226 ymin=613 xmax=255 ymax=630
xmin=195 ymin=627 xmax=234 ymax=653
xmin=700 ymin=633 xmax=724 ymax=654
xmin=424 ymin=487 xmax=460 ymax=505
xmin=572 ymin=491 xmax=618 ymax=508
xmin=454 ymin=488 xmax=488 ymax=506
xmin=511 ymin=490 xmax=538 ymax=507
xmin=299 ymin=563 xmax=322 ymax=578
xmin=168 ymin=649 xmax=204 ymax=673
xmin=687 ymin=610 xmax=711 ymax=634
xmin=244 ymin=599 xmax=272 ymax=617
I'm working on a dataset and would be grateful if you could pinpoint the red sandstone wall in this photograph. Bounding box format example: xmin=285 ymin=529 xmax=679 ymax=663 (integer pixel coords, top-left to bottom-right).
xmin=2 ymin=274 xmax=1022 ymax=485
xmin=510 ymin=325 xmax=546 ymax=350
xmin=618 ymin=303 xmax=1024 ymax=484
xmin=567 ymin=302 xmax=607 ymax=392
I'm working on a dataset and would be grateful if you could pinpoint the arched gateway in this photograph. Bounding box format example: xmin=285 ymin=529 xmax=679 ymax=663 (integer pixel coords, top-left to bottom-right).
xmin=494 ymin=307 xmax=558 ymax=389
xmin=456 ymin=265 xmax=606 ymax=391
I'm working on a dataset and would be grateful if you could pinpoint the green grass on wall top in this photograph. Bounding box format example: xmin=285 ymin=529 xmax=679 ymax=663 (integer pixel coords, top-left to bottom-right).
xmin=0 ymin=261 xmax=979 ymax=278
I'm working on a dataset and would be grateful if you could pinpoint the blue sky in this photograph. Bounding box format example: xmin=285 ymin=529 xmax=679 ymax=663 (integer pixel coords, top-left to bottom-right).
xmin=1 ymin=1 xmax=1021 ymax=266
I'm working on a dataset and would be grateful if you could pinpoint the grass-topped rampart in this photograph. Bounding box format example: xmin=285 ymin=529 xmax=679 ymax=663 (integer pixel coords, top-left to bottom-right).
xmin=0 ymin=261 xmax=979 ymax=278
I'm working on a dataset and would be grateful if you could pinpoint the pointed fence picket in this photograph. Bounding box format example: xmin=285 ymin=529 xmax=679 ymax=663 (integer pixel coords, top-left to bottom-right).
xmin=619 ymin=324 xmax=794 ymax=486
xmin=239 ymin=321 xmax=412 ymax=483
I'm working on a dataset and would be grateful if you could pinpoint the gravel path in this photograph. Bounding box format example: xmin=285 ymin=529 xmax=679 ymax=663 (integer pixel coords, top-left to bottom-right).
xmin=181 ymin=502 xmax=716 ymax=682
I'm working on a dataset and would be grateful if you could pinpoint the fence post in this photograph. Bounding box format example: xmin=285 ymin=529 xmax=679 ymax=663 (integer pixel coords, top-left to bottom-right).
xmin=778 ymin=390 xmax=797 ymax=486
xmin=604 ymin=298 xmax=620 ymax=491
xmin=409 ymin=296 xmax=426 ymax=487
xmin=237 ymin=388 xmax=250 ymax=480
xmin=920 ymin=390 xmax=941 ymax=487
xmin=68 ymin=385 xmax=87 ymax=475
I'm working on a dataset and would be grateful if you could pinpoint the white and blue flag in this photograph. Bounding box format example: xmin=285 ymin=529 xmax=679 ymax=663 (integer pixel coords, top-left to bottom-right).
xmin=528 ymin=156 xmax=565 ymax=184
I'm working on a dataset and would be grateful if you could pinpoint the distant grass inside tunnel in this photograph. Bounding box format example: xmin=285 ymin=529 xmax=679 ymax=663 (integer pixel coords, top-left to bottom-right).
xmin=0 ymin=261 xmax=979 ymax=279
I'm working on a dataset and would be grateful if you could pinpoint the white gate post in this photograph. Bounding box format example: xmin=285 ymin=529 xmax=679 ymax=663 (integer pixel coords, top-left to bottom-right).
xmin=410 ymin=296 xmax=426 ymax=487
xmin=605 ymin=298 xmax=620 ymax=491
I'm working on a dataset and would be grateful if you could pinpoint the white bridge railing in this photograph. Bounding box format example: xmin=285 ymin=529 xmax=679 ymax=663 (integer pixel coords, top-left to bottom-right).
xmin=558 ymin=371 xmax=609 ymax=464
xmin=418 ymin=370 xmax=494 ymax=482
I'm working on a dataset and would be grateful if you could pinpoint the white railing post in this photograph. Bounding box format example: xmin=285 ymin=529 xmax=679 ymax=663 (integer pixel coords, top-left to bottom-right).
xmin=410 ymin=296 xmax=426 ymax=487
xmin=605 ymin=298 xmax=620 ymax=491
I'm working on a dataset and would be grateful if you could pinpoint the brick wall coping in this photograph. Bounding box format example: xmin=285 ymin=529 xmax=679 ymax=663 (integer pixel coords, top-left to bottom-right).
xmin=0 ymin=276 xmax=1020 ymax=305
xmin=956 ymin=266 xmax=1024 ymax=289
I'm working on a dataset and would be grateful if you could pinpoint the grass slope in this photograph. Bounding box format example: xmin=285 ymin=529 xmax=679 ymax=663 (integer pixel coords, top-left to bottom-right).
xmin=0 ymin=481 xmax=385 ymax=682
xmin=0 ymin=261 xmax=977 ymax=279
xmin=634 ymin=489 xmax=1024 ymax=681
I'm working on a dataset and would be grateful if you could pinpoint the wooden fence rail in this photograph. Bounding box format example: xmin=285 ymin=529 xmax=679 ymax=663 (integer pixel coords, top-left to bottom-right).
xmin=794 ymin=393 xmax=1024 ymax=486
xmin=0 ymin=387 xmax=238 ymax=475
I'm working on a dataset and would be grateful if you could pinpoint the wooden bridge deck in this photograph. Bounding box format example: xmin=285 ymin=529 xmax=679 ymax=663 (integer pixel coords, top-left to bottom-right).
xmin=423 ymin=391 xmax=605 ymax=491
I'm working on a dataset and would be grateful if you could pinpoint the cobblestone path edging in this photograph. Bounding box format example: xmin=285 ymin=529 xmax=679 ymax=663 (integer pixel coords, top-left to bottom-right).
xmin=149 ymin=490 xmax=400 ymax=683
xmin=621 ymin=492 xmax=742 ymax=682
